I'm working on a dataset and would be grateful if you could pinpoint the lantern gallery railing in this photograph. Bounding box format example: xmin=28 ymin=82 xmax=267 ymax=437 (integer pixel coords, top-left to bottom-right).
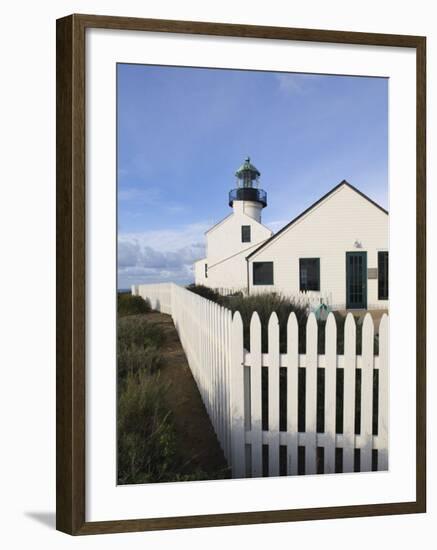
xmin=228 ymin=187 xmax=267 ymax=207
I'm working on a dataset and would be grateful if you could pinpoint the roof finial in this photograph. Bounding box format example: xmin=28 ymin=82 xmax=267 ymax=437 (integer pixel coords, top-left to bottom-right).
xmin=235 ymin=157 xmax=260 ymax=179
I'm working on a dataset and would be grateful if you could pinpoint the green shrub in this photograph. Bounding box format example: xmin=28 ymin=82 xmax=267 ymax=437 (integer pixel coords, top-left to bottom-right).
xmin=117 ymin=369 xmax=178 ymax=484
xmin=186 ymin=284 xmax=221 ymax=303
xmin=220 ymin=293 xmax=308 ymax=353
xmin=117 ymin=306 xmax=230 ymax=483
xmin=118 ymin=315 xmax=166 ymax=350
xmin=118 ymin=346 xmax=163 ymax=377
xmin=117 ymin=293 xmax=151 ymax=317
xmin=317 ymin=313 xmax=379 ymax=355
xmin=220 ymin=293 xmax=379 ymax=355
xmin=117 ymin=366 xmax=228 ymax=484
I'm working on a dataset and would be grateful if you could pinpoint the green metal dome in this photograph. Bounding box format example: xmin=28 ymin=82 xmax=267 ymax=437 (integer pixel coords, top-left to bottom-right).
xmin=235 ymin=157 xmax=261 ymax=180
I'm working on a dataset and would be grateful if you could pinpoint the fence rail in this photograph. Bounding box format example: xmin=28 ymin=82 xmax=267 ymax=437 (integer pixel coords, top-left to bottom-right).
xmin=132 ymin=283 xmax=388 ymax=478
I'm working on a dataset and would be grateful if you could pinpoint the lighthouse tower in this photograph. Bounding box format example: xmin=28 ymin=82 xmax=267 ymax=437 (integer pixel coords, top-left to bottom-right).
xmin=194 ymin=157 xmax=272 ymax=289
xmin=228 ymin=157 xmax=267 ymax=223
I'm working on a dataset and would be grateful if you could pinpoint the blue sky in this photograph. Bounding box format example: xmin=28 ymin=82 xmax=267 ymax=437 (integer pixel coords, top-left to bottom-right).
xmin=117 ymin=64 xmax=388 ymax=289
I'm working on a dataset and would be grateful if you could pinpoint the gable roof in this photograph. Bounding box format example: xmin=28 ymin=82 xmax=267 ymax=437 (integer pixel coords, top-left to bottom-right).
xmin=246 ymin=180 xmax=388 ymax=260
xmin=205 ymin=213 xmax=233 ymax=235
xmin=206 ymin=209 xmax=273 ymax=236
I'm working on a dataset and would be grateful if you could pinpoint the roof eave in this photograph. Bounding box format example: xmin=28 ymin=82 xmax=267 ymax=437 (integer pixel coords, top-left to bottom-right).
xmin=246 ymin=180 xmax=388 ymax=260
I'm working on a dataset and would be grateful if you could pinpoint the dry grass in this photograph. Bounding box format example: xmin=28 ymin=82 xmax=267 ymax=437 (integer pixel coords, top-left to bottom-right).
xmin=117 ymin=308 xmax=229 ymax=484
xmin=117 ymin=292 xmax=151 ymax=317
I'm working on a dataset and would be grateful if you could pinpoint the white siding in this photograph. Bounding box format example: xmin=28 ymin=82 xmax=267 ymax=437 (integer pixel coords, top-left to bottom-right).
xmin=248 ymin=184 xmax=388 ymax=309
xmin=194 ymin=258 xmax=207 ymax=286
xmin=196 ymin=209 xmax=272 ymax=289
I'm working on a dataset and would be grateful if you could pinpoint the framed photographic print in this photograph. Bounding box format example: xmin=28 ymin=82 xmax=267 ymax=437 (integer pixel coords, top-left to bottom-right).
xmin=56 ymin=14 xmax=426 ymax=535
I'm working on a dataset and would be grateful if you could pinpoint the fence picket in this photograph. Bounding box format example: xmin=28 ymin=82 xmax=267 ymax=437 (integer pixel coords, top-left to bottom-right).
xmin=196 ymin=296 xmax=202 ymax=404
xmin=250 ymin=312 xmax=263 ymax=478
xmin=324 ymin=312 xmax=337 ymax=473
xmin=215 ymin=306 xmax=222 ymax=440
xmin=361 ymin=313 xmax=374 ymax=472
xmin=230 ymin=311 xmax=245 ymax=478
xmin=305 ymin=313 xmax=318 ymax=474
xmin=343 ymin=313 xmax=356 ymax=473
xmin=203 ymin=296 xmax=208 ymax=403
xmin=225 ymin=308 xmax=232 ymax=462
xmin=268 ymin=312 xmax=280 ymax=477
xmin=219 ymin=305 xmax=225 ymax=452
xmin=213 ymin=303 xmax=218 ymax=434
xmin=286 ymin=312 xmax=299 ymax=476
xmin=378 ymin=314 xmax=389 ymax=470
xmin=206 ymin=299 xmax=212 ymax=418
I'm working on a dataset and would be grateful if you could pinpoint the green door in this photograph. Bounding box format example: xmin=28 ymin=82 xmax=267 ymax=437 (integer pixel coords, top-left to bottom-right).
xmin=346 ymin=252 xmax=367 ymax=309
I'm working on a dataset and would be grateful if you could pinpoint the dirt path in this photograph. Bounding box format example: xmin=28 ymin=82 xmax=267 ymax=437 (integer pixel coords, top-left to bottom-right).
xmin=145 ymin=311 xmax=230 ymax=478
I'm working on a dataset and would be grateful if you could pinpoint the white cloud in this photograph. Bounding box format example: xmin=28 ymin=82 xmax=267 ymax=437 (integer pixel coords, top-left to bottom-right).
xmin=118 ymin=186 xmax=186 ymax=215
xmin=117 ymin=222 xmax=209 ymax=288
xmin=275 ymin=73 xmax=322 ymax=95
xmin=118 ymin=186 xmax=161 ymax=203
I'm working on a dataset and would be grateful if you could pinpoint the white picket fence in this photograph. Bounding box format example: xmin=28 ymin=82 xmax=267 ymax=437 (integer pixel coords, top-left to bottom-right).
xmin=132 ymin=283 xmax=388 ymax=477
xmin=133 ymin=282 xmax=173 ymax=315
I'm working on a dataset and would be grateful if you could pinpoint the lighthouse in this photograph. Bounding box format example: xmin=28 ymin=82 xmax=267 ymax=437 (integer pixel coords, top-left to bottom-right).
xmin=194 ymin=157 xmax=273 ymax=289
xmin=228 ymin=157 xmax=267 ymax=223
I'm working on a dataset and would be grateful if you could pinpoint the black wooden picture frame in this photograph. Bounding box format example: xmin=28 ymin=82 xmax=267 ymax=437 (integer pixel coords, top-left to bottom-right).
xmin=56 ymin=13 xmax=426 ymax=535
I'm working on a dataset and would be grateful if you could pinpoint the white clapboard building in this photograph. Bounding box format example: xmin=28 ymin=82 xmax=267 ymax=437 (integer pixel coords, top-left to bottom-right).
xmin=194 ymin=158 xmax=388 ymax=309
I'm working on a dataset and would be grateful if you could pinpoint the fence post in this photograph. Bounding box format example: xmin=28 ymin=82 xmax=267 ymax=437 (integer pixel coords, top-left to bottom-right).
xmin=230 ymin=311 xmax=245 ymax=478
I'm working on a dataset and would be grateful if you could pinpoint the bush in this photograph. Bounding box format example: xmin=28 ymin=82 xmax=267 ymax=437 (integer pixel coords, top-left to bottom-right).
xmin=117 ymin=312 xmax=177 ymax=484
xmin=219 ymin=293 xmax=379 ymax=355
xmin=118 ymin=345 xmax=163 ymax=377
xmin=317 ymin=313 xmax=379 ymax=355
xmin=117 ymin=316 xmax=166 ymax=378
xmin=118 ymin=315 xmax=166 ymax=350
xmin=220 ymin=293 xmax=308 ymax=353
xmin=117 ymin=368 xmax=178 ymax=484
xmin=186 ymin=284 xmax=221 ymax=303
xmin=116 ymin=313 xmax=225 ymax=483
xmin=117 ymin=293 xmax=151 ymax=317
xmin=117 ymin=366 xmax=228 ymax=484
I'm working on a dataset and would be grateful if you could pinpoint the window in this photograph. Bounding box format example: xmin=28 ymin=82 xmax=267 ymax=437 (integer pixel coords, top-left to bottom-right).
xmin=205 ymin=263 xmax=208 ymax=279
xmin=299 ymin=258 xmax=320 ymax=291
xmin=241 ymin=225 xmax=251 ymax=243
xmin=378 ymin=251 xmax=388 ymax=299
xmin=253 ymin=262 xmax=274 ymax=285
